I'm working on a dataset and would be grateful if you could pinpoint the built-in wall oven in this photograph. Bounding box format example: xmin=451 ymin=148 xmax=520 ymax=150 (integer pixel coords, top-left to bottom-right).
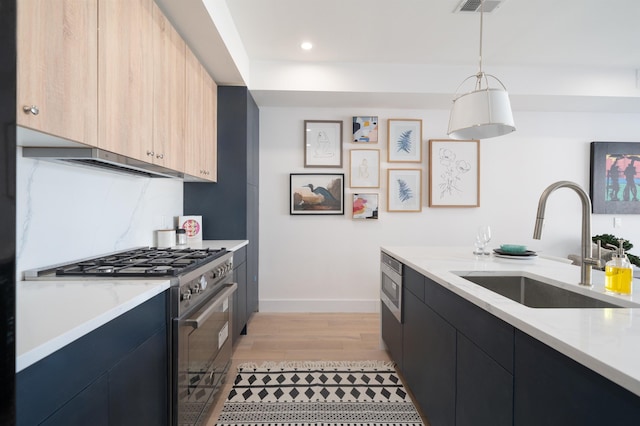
xmin=25 ymin=246 xmax=237 ymax=426
xmin=380 ymin=252 xmax=403 ymax=322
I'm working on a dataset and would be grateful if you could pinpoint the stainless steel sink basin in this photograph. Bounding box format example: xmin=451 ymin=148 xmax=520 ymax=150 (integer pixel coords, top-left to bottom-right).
xmin=457 ymin=275 xmax=625 ymax=308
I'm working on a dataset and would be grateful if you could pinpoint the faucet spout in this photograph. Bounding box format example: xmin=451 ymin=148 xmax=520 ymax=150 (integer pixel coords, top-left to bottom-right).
xmin=532 ymin=181 xmax=601 ymax=286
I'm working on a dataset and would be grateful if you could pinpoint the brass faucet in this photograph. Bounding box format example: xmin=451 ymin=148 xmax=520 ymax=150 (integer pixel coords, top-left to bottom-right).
xmin=533 ymin=181 xmax=603 ymax=286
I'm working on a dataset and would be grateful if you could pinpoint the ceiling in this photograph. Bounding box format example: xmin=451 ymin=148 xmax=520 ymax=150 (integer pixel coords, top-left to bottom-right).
xmin=158 ymin=0 xmax=640 ymax=112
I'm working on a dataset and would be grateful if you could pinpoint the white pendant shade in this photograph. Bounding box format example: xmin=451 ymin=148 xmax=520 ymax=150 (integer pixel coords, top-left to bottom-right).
xmin=448 ymin=87 xmax=515 ymax=140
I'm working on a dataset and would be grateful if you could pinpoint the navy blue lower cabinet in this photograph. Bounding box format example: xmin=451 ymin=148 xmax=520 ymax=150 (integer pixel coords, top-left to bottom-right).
xmin=380 ymin=302 xmax=403 ymax=370
xmin=456 ymin=332 xmax=513 ymax=426
xmin=17 ymin=292 xmax=168 ymax=425
xmin=403 ymin=287 xmax=456 ymax=426
xmin=40 ymin=374 xmax=109 ymax=426
xmin=514 ymin=330 xmax=640 ymax=426
xmin=233 ymin=246 xmax=248 ymax=336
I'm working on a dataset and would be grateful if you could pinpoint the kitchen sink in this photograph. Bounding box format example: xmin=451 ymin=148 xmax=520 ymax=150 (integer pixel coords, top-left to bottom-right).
xmin=456 ymin=274 xmax=626 ymax=308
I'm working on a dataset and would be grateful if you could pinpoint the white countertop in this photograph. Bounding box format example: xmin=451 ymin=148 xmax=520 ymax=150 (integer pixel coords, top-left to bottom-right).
xmin=16 ymin=279 xmax=170 ymax=372
xmin=16 ymin=240 xmax=248 ymax=373
xmin=381 ymin=246 xmax=640 ymax=397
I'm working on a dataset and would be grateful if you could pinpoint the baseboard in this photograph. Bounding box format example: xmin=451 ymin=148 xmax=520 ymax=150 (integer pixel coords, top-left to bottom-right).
xmin=258 ymin=299 xmax=380 ymax=313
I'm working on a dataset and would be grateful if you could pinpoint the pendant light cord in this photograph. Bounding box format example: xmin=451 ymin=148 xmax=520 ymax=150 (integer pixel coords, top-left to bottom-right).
xmin=479 ymin=0 xmax=484 ymax=74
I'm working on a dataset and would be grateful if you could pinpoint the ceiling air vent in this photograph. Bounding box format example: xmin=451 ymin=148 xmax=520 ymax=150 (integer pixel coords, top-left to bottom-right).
xmin=455 ymin=0 xmax=506 ymax=13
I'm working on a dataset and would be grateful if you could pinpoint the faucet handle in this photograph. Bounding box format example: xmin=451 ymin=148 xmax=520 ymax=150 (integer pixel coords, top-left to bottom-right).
xmin=588 ymin=240 xmax=605 ymax=269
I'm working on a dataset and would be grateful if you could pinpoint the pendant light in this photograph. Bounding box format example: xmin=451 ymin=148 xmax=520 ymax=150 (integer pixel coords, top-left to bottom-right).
xmin=448 ymin=0 xmax=515 ymax=140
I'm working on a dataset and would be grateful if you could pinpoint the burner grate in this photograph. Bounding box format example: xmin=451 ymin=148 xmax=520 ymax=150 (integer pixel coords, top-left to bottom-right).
xmin=53 ymin=247 xmax=228 ymax=278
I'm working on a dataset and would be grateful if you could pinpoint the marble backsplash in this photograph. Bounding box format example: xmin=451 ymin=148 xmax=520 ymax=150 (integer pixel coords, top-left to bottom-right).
xmin=16 ymin=147 xmax=184 ymax=279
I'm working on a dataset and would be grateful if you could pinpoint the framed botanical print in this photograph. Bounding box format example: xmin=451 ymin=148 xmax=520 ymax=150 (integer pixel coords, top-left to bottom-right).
xmin=350 ymin=149 xmax=380 ymax=188
xmin=388 ymin=119 xmax=422 ymax=162
xmin=387 ymin=169 xmax=422 ymax=212
xmin=290 ymin=173 xmax=344 ymax=215
xmin=304 ymin=120 xmax=343 ymax=167
xmin=428 ymin=139 xmax=480 ymax=208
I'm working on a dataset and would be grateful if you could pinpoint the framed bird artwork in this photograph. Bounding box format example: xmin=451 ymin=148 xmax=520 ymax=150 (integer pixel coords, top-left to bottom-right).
xmin=290 ymin=173 xmax=345 ymax=215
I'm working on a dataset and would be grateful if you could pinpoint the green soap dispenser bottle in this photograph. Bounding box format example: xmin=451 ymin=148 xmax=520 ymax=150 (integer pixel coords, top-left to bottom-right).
xmin=604 ymin=239 xmax=633 ymax=295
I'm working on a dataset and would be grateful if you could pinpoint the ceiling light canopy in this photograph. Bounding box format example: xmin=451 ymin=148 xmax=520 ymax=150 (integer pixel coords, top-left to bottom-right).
xmin=448 ymin=0 xmax=515 ymax=140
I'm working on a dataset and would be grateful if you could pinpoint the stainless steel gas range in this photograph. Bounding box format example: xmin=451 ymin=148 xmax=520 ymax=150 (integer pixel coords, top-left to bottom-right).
xmin=25 ymin=246 xmax=237 ymax=426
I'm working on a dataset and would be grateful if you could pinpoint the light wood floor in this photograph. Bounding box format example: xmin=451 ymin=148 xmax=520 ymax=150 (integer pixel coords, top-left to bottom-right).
xmin=205 ymin=312 xmax=427 ymax=425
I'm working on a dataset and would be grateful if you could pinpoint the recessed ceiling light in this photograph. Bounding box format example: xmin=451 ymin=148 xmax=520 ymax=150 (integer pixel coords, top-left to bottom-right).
xmin=300 ymin=41 xmax=313 ymax=51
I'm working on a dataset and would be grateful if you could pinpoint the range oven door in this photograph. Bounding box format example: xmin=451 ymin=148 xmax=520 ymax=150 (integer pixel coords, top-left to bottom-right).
xmin=380 ymin=253 xmax=403 ymax=323
xmin=175 ymin=283 xmax=237 ymax=426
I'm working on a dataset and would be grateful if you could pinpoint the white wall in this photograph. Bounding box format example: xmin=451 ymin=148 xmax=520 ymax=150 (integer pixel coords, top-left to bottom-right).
xmin=16 ymin=148 xmax=183 ymax=278
xmin=259 ymin=107 xmax=640 ymax=312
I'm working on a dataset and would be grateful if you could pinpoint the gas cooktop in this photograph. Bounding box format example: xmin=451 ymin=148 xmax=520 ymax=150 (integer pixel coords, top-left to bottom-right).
xmin=25 ymin=247 xmax=228 ymax=279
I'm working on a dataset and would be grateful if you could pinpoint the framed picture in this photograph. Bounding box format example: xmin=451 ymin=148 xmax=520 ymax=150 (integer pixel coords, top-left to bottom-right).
xmin=353 ymin=193 xmax=379 ymax=219
xmin=350 ymin=149 xmax=380 ymax=188
xmin=428 ymin=139 xmax=480 ymax=208
xmin=304 ymin=120 xmax=343 ymax=167
xmin=290 ymin=173 xmax=344 ymax=215
xmin=590 ymin=141 xmax=640 ymax=214
xmin=352 ymin=116 xmax=378 ymax=143
xmin=387 ymin=119 xmax=422 ymax=162
xmin=387 ymin=169 xmax=422 ymax=212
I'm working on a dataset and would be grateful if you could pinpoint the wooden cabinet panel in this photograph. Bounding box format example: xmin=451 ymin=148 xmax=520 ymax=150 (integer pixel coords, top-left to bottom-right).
xmin=202 ymin=70 xmax=218 ymax=180
xmin=184 ymin=46 xmax=203 ymax=177
xmin=151 ymin=2 xmax=185 ymax=171
xmin=98 ymin=0 xmax=153 ymax=161
xmin=17 ymin=0 xmax=98 ymax=146
xmin=184 ymin=46 xmax=217 ymax=181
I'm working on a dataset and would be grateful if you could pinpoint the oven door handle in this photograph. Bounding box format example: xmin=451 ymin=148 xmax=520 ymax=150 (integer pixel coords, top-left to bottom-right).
xmin=185 ymin=283 xmax=238 ymax=329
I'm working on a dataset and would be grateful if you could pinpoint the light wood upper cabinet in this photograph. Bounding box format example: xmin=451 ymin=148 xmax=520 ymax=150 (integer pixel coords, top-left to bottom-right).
xmin=184 ymin=46 xmax=217 ymax=182
xmin=202 ymin=70 xmax=218 ymax=182
xmin=17 ymin=0 xmax=98 ymax=146
xmin=152 ymin=3 xmax=185 ymax=171
xmin=98 ymin=0 xmax=153 ymax=162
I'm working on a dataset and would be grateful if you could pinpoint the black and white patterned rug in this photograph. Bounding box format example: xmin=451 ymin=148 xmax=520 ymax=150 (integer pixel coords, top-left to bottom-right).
xmin=215 ymin=360 xmax=423 ymax=426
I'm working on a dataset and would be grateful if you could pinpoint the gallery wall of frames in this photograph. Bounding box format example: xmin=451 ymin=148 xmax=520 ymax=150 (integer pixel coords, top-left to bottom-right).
xmin=290 ymin=116 xmax=480 ymax=219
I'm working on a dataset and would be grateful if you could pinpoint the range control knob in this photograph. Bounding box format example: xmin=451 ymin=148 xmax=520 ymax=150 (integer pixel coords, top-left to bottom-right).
xmin=192 ymin=283 xmax=201 ymax=294
xmin=181 ymin=289 xmax=192 ymax=301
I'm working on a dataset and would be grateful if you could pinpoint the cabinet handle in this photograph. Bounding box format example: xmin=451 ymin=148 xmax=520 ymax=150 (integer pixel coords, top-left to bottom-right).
xmin=147 ymin=150 xmax=154 ymax=157
xmin=156 ymin=153 xmax=164 ymax=159
xmin=22 ymin=105 xmax=39 ymax=115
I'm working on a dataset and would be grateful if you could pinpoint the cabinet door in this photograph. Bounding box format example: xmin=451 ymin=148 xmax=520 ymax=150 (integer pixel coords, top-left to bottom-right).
xmin=234 ymin=260 xmax=248 ymax=336
xmin=151 ymin=2 xmax=185 ymax=171
xmin=184 ymin=46 xmax=203 ymax=178
xmin=403 ymin=290 xmax=456 ymax=426
xmin=202 ymin=70 xmax=218 ymax=181
xmin=17 ymin=0 xmax=98 ymax=146
xmin=514 ymin=330 xmax=640 ymax=426
xmin=108 ymin=328 xmax=168 ymax=426
xmin=381 ymin=302 xmax=403 ymax=370
xmin=98 ymin=0 xmax=153 ymax=161
xmin=40 ymin=374 xmax=109 ymax=426
xmin=457 ymin=333 xmax=513 ymax=426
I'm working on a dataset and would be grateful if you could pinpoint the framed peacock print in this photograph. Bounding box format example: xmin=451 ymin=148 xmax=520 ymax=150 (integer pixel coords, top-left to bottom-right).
xmin=290 ymin=173 xmax=345 ymax=215
xmin=387 ymin=169 xmax=422 ymax=212
xmin=428 ymin=139 xmax=479 ymax=208
xmin=387 ymin=119 xmax=422 ymax=162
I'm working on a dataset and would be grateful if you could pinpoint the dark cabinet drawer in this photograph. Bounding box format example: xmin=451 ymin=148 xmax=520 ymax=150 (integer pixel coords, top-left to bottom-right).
xmin=424 ymin=276 xmax=514 ymax=373
xmin=404 ymin=266 xmax=424 ymax=301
